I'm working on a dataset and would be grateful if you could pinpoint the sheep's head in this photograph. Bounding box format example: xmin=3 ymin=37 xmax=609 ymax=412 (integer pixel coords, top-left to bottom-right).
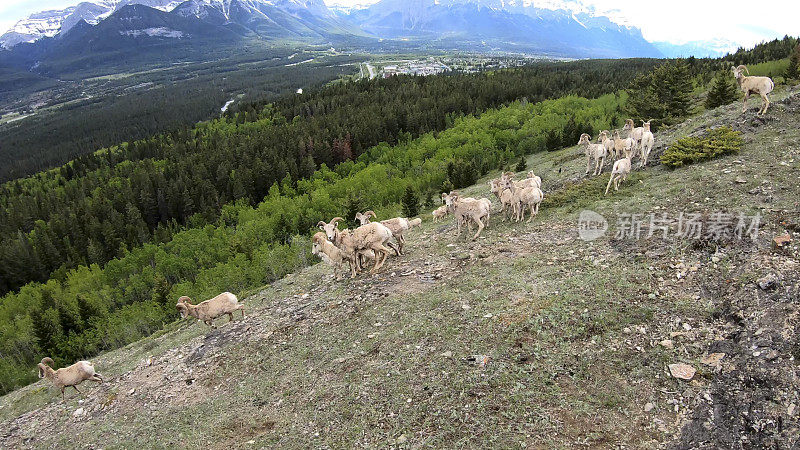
xmin=578 ymin=133 xmax=591 ymax=145
xmin=355 ymin=211 xmax=376 ymax=226
xmin=442 ymin=192 xmax=459 ymax=207
xmin=176 ymin=301 xmax=190 ymax=319
xmin=311 ymin=232 xmax=328 ymax=257
xmin=732 ymin=65 xmax=748 ymax=78
xmin=623 ymin=119 xmax=634 ymax=131
xmin=38 ymin=357 xmax=54 ymax=378
xmin=527 ymin=171 xmax=536 ymax=179
xmin=612 ymin=130 xmax=621 ymax=139
xmin=319 ymin=218 xmax=343 ymax=242
xmin=642 ymin=120 xmax=652 ymax=131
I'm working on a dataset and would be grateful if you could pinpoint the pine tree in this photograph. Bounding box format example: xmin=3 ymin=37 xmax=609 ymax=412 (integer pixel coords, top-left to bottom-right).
xmin=705 ymin=71 xmax=739 ymax=109
xmin=401 ymin=186 xmax=419 ymax=218
xmin=515 ymin=157 xmax=527 ymax=172
xmin=786 ymin=43 xmax=800 ymax=80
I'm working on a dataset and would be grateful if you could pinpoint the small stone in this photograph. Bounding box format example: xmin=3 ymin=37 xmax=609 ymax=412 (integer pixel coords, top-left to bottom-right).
xmin=659 ymin=340 xmax=674 ymax=349
xmin=757 ymin=273 xmax=779 ymax=291
xmin=735 ymin=177 xmax=747 ymax=184
xmin=483 ymin=313 xmax=493 ymax=318
xmin=397 ymin=434 xmax=408 ymax=444
xmin=773 ymin=234 xmax=792 ymax=247
xmin=711 ymin=256 xmax=720 ymax=263
xmin=701 ymin=353 xmax=725 ymax=368
xmin=648 ymin=293 xmax=656 ymax=300
xmin=624 ymin=327 xmax=632 ymax=334
xmin=461 ymin=304 xmax=471 ymax=310
xmin=441 ymin=351 xmax=453 ymax=358
xmin=128 ymin=388 xmax=135 ymax=395
xmin=668 ymin=363 xmax=696 ymax=381
xmin=72 ymin=407 xmax=85 ymax=418
xmin=682 ymin=323 xmax=692 ymax=331
xmin=644 ymin=402 xmax=655 ymax=412
xmin=789 ymin=404 xmax=796 ymax=416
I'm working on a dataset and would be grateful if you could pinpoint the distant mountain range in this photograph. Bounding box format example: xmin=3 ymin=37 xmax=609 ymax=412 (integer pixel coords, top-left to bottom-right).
xmin=652 ymin=39 xmax=739 ymax=58
xmin=0 ymin=0 xmax=682 ymax=67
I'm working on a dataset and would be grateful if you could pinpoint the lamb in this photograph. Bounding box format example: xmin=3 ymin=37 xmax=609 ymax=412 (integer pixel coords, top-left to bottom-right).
xmin=578 ymin=133 xmax=607 ymax=176
xmin=526 ymin=171 xmax=542 ymax=189
xmin=613 ymin=130 xmax=635 ymax=160
xmin=605 ymin=154 xmax=632 ymax=195
xmin=319 ymin=218 xmax=395 ymax=277
xmin=639 ymin=121 xmax=655 ymax=168
xmin=732 ymin=65 xmax=774 ymax=115
xmin=176 ymin=292 xmax=244 ymax=327
xmin=599 ymin=130 xmax=615 ymax=159
xmin=489 ymin=179 xmax=514 ymax=220
xmin=442 ymin=192 xmax=491 ymax=240
xmin=624 ymin=119 xmax=644 ymax=153
xmin=432 ymin=205 xmax=449 ymax=222
xmin=312 ymin=232 xmax=352 ymax=279
xmin=379 ymin=217 xmax=422 ymax=255
xmin=38 ymin=357 xmax=103 ymax=401
xmin=500 ymin=178 xmax=544 ymax=223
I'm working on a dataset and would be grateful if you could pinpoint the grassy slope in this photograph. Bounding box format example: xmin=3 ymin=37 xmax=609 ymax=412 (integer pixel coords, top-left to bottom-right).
xmin=1 ymin=86 xmax=799 ymax=448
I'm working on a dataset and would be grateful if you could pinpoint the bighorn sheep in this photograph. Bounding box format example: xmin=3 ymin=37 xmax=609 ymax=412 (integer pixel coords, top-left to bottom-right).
xmin=500 ymin=178 xmax=544 ymax=223
xmin=639 ymin=121 xmax=655 ymax=168
xmin=579 ymin=133 xmax=607 ymax=176
xmin=319 ymin=218 xmax=395 ymax=277
xmin=624 ymin=119 xmax=644 ymax=153
xmin=442 ymin=192 xmax=491 ymax=240
xmin=432 ymin=205 xmax=449 ymax=222
xmin=312 ymin=232 xmax=352 ymax=279
xmin=354 ymin=211 xmax=419 ymax=255
xmin=355 ymin=211 xmax=377 ymax=226
xmin=732 ymin=65 xmax=774 ymax=115
xmin=38 ymin=357 xmax=103 ymax=401
xmin=176 ymin=292 xmax=244 ymax=327
xmin=526 ymin=171 xmax=542 ymax=189
xmin=605 ymin=154 xmax=632 ymax=195
xmin=613 ymin=130 xmax=635 ymax=159
xmin=489 ymin=179 xmax=514 ymax=220
xmin=379 ymin=217 xmax=422 ymax=255
xmin=599 ymin=130 xmax=615 ymax=159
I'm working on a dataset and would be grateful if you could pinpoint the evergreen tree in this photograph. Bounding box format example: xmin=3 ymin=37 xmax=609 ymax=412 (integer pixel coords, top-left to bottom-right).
xmin=515 ymin=157 xmax=527 ymax=172
xmin=401 ymin=186 xmax=420 ymax=218
xmin=705 ymin=70 xmax=739 ymax=109
xmin=626 ymin=61 xmax=692 ymax=126
xmin=787 ymin=43 xmax=800 ymax=79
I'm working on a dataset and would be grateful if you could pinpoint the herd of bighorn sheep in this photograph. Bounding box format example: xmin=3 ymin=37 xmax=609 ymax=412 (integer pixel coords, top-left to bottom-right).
xmin=35 ymin=60 xmax=774 ymax=400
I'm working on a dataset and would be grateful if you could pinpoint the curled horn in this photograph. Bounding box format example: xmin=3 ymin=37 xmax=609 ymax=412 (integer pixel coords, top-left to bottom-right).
xmin=736 ymin=65 xmax=749 ymax=75
xmin=317 ymin=220 xmax=327 ymax=229
xmin=365 ymin=211 xmax=376 ymax=219
xmin=41 ymin=357 xmax=54 ymax=366
xmin=331 ymin=217 xmax=344 ymax=226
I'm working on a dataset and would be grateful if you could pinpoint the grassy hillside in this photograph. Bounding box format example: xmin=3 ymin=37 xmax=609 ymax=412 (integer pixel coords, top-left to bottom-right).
xmin=2 ymin=83 xmax=798 ymax=448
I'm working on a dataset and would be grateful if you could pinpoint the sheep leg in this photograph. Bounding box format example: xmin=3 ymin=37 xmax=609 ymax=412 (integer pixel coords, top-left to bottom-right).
xmin=370 ymin=245 xmax=392 ymax=273
xmin=398 ymin=235 xmax=406 ymax=254
xmin=387 ymin=240 xmax=401 ymax=256
xmin=472 ymin=218 xmax=485 ymax=241
xmin=585 ymin=155 xmax=592 ymax=175
xmin=760 ymin=93 xmax=770 ymax=115
xmin=742 ymin=91 xmax=750 ymax=113
xmin=605 ymin=174 xmax=615 ymax=195
xmin=61 ymin=388 xmax=66 ymax=401
xmin=527 ymin=203 xmax=534 ymax=223
xmin=72 ymin=385 xmax=82 ymax=394
xmin=228 ymin=312 xmax=234 ymax=322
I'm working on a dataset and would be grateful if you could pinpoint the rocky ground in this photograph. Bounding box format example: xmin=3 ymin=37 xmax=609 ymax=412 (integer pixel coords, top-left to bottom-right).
xmin=1 ymin=87 xmax=798 ymax=448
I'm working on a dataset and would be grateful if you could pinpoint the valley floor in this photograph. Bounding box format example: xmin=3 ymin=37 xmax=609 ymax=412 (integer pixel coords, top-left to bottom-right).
xmin=1 ymin=88 xmax=799 ymax=448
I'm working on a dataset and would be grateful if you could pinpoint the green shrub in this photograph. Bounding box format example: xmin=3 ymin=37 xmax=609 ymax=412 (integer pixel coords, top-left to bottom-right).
xmin=661 ymin=127 xmax=743 ymax=168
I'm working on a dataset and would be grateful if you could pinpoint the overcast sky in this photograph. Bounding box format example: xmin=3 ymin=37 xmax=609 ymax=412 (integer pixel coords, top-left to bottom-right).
xmin=1 ymin=0 xmax=798 ymax=48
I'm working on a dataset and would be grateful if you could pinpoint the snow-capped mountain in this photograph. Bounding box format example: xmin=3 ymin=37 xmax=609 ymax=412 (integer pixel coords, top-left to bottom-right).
xmin=0 ymin=0 xmax=184 ymax=49
xmin=336 ymin=0 xmax=662 ymax=58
